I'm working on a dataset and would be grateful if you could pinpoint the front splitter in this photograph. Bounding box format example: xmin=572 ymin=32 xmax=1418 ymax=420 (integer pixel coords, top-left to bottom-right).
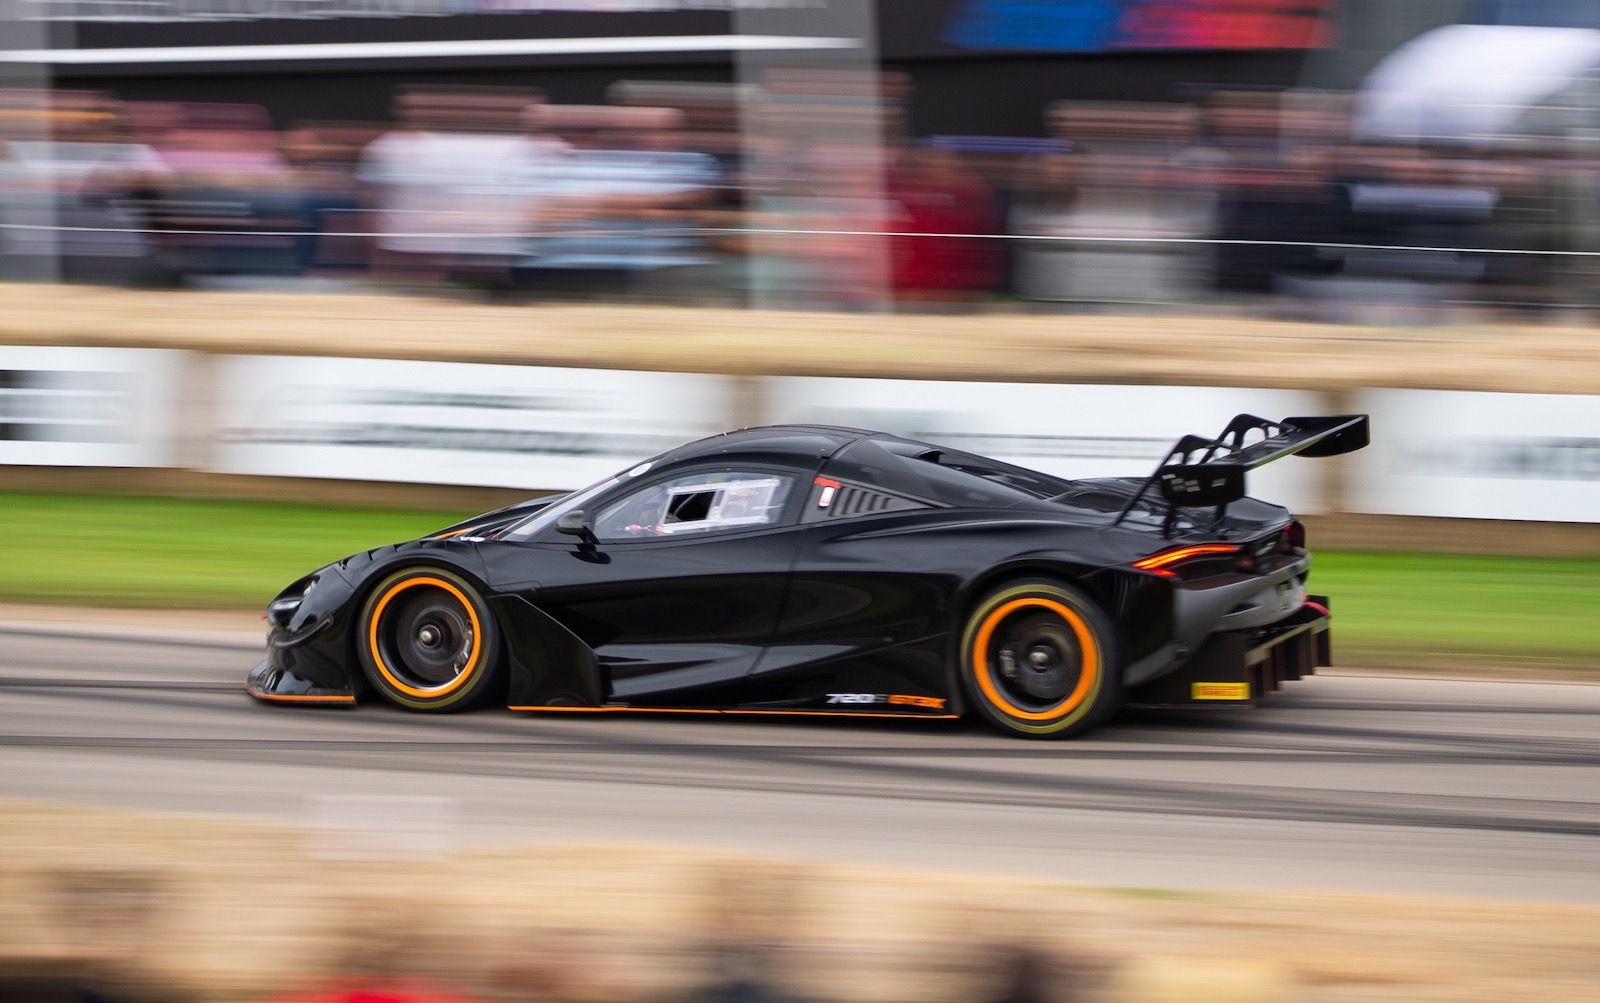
xmin=245 ymin=659 xmax=356 ymax=705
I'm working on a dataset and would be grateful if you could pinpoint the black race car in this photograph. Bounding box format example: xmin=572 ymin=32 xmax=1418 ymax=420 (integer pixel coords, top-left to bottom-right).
xmin=248 ymin=415 xmax=1368 ymax=739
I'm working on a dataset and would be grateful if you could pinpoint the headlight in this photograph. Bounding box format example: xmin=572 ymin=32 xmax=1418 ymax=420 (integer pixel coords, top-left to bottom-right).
xmin=265 ymin=575 xmax=319 ymax=626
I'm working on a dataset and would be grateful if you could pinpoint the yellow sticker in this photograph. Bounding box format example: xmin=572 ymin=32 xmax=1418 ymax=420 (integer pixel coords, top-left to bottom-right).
xmin=1192 ymin=682 xmax=1250 ymax=701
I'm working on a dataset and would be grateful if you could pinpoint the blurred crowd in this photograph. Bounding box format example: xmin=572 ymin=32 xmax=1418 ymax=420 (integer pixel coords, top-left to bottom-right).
xmin=2 ymin=860 xmax=1115 ymax=1003
xmin=9 ymin=944 xmax=1088 ymax=1003
xmin=2 ymin=78 xmax=1597 ymax=318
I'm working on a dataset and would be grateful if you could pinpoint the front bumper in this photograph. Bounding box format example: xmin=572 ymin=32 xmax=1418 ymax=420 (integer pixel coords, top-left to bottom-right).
xmin=245 ymin=658 xmax=356 ymax=705
xmin=1125 ymin=595 xmax=1331 ymax=708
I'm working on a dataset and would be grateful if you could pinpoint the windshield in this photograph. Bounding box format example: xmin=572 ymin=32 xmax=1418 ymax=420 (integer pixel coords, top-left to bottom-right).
xmin=494 ymin=455 xmax=661 ymax=541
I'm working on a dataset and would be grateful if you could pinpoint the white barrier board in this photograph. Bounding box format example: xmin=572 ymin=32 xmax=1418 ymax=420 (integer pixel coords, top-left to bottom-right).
xmin=765 ymin=378 xmax=1326 ymax=512
xmin=0 ymin=346 xmax=182 ymax=467
xmin=1348 ymin=389 xmax=1600 ymax=522
xmin=213 ymin=356 xmax=735 ymax=490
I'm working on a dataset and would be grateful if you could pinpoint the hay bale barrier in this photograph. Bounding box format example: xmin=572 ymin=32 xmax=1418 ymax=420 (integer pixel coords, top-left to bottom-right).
xmin=6 ymin=283 xmax=1600 ymax=556
xmin=2 ymin=283 xmax=1600 ymax=392
xmin=2 ymin=802 xmax=1597 ymax=1003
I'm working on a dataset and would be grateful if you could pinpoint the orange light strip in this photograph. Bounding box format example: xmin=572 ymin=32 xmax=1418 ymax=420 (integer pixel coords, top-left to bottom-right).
xmin=1132 ymin=544 xmax=1241 ymax=576
xmin=509 ymin=705 xmax=958 ymax=720
xmin=509 ymin=706 xmax=708 ymax=714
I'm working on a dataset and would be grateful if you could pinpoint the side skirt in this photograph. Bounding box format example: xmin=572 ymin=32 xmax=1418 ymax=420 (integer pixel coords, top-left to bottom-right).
xmin=510 ymin=705 xmax=959 ymax=721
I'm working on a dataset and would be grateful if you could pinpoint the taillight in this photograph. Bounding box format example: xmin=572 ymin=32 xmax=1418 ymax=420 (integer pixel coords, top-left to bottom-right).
xmin=1132 ymin=544 xmax=1242 ymax=578
xmin=1280 ymin=520 xmax=1306 ymax=555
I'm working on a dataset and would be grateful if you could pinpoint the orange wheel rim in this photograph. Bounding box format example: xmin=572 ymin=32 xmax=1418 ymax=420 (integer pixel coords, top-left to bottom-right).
xmin=972 ymin=597 xmax=1098 ymax=721
xmin=367 ymin=576 xmax=483 ymax=699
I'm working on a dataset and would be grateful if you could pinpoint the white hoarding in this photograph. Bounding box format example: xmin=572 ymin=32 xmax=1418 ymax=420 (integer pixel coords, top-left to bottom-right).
xmin=0 ymin=346 xmax=182 ymax=467
xmin=213 ymin=357 xmax=736 ymax=490
xmin=1348 ymin=390 xmax=1600 ymax=522
xmin=765 ymin=378 xmax=1327 ymax=512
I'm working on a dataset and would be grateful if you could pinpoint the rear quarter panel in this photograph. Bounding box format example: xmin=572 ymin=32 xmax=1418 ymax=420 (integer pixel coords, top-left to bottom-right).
xmin=753 ymin=512 xmax=1173 ymax=710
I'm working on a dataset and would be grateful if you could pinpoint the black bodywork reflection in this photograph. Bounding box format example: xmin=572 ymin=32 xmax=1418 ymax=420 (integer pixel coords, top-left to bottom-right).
xmin=249 ymin=423 xmax=1329 ymax=723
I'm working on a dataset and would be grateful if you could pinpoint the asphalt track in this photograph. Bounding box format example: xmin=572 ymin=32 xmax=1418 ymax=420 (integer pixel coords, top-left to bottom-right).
xmin=3 ymin=622 xmax=1598 ymax=905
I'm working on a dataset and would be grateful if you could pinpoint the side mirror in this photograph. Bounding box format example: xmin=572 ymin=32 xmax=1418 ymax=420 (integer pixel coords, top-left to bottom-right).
xmin=556 ymin=510 xmax=593 ymax=540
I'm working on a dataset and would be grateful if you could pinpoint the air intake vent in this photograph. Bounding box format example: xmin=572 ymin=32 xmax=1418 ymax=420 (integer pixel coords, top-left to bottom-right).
xmin=827 ymin=485 xmax=922 ymax=518
xmin=804 ymin=478 xmax=930 ymax=523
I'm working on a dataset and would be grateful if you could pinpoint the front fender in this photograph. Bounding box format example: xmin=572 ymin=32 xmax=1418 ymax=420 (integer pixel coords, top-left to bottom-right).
xmin=261 ymin=541 xmax=495 ymax=696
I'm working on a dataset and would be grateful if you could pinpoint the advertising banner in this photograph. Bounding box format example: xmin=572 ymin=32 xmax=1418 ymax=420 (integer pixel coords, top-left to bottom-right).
xmin=212 ymin=356 xmax=736 ymax=491
xmin=940 ymin=0 xmax=1335 ymax=53
xmin=13 ymin=0 xmax=1329 ymax=59
xmin=1348 ymin=389 xmax=1600 ymax=523
xmin=764 ymin=377 xmax=1327 ymax=512
xmin=0 ymin=346 xmax=182 ymax=468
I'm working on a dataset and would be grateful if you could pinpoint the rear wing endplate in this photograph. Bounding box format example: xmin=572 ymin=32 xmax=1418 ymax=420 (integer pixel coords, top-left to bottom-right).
xmin=1113 ymin=414 xmax=1370 ymax=531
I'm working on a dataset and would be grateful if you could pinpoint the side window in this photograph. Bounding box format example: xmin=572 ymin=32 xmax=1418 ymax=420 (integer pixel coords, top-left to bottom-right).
xmin=593 ymin=472 xmax=794 ymax=541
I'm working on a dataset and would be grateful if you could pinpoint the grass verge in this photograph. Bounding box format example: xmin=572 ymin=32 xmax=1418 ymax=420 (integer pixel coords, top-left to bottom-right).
xmin=1313 ymin=551 xmax=1599 ymax=667
xmin=0 ymin=492 xmax=463 ymax=609
xmin=1 ymin=492 xmax=1595 ymax=667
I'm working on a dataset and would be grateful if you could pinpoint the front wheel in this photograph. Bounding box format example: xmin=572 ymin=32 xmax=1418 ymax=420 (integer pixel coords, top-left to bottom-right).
xmin=356 ymin=567 xmax=503 ymax=712
xmin=960 ymin=579 xmax=1120 ymax=739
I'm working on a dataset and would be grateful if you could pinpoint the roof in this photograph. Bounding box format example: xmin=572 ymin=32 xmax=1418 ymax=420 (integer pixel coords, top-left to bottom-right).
xmin=661 ymin=424 xmax=877 ymax=466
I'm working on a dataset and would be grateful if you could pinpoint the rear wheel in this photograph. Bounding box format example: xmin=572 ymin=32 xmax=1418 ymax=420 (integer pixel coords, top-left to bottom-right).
xmin=960 ymin=579 xmax=1120 ymax=739
xmin=356 ymin=567 xmax=503 ymax=712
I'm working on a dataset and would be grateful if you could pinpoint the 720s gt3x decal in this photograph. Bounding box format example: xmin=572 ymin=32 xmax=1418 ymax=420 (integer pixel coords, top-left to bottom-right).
xmin=827 ymin=693 xmax=946 ymax=709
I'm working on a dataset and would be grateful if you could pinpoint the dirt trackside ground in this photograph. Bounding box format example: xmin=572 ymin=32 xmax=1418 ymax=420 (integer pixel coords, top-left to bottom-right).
xmin=3 ymin=283 xmax=1600 ymax=393
xmin=1 ymin=802 xmax=1596 ymax=1003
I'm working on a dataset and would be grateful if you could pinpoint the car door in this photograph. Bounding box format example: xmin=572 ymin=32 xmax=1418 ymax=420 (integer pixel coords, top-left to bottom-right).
xmin=754 ymin=437 xmax=1036 ymax=701
xmin=497 ymin=467 xmax=807 ymax=703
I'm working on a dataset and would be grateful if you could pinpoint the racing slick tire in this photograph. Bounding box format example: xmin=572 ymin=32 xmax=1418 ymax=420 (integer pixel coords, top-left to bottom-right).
xmin=960 ymin=578 xmax=1121 ymax=739
xmin=356 ymin=567 xmax=504 ymax=712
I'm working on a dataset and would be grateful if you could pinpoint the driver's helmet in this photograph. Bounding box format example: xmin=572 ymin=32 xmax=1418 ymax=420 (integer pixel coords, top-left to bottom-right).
xmin=718 ymin=482 xmax=764 ymax=517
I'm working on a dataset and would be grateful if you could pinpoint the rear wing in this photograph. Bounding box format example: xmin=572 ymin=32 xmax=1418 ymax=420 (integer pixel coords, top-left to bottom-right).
xmin=1113 ymin=414 xmax=1370 ymax=532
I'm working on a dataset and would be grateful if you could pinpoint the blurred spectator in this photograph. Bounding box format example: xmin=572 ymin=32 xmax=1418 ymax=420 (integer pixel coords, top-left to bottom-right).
xmin=1444 ymin=142 xmax=1574 ymax=316
xmin=1275 ymin=142 xmax=1494 ymax=322
xmin=743 ymin=70 xmax=897 ymax=311
xmin=516 ymin=104 xmax=722 ymax=300
xmin=279 ymin=122 xmax=380 ymax=276
xmin=1009 ymin=146 xmax=1083 ymax=301
xmin=1024 ymin=101 xmax=1213 ymax=306
xmin=744 ymin=136 xmax=893 ymax=310
xmin=260 ymin=979 xmax=487 ymax=1003
xmin=986 ymin=947 xmax=1067 ymax=1003
xmin=129 ymin=100 xmax=305 ymax=284
xmin=357 ymin=86 xmax=568 ymax=288
xmin=0 ymin=90 xmax=168 ymax=283
xmin=885 ymin=145 xmax=1002 ymax=307
xmin=922 ymin=135 xmax=1066 ymax=299
xmin=1201 ymin=89 xmax=1298 ymax=296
